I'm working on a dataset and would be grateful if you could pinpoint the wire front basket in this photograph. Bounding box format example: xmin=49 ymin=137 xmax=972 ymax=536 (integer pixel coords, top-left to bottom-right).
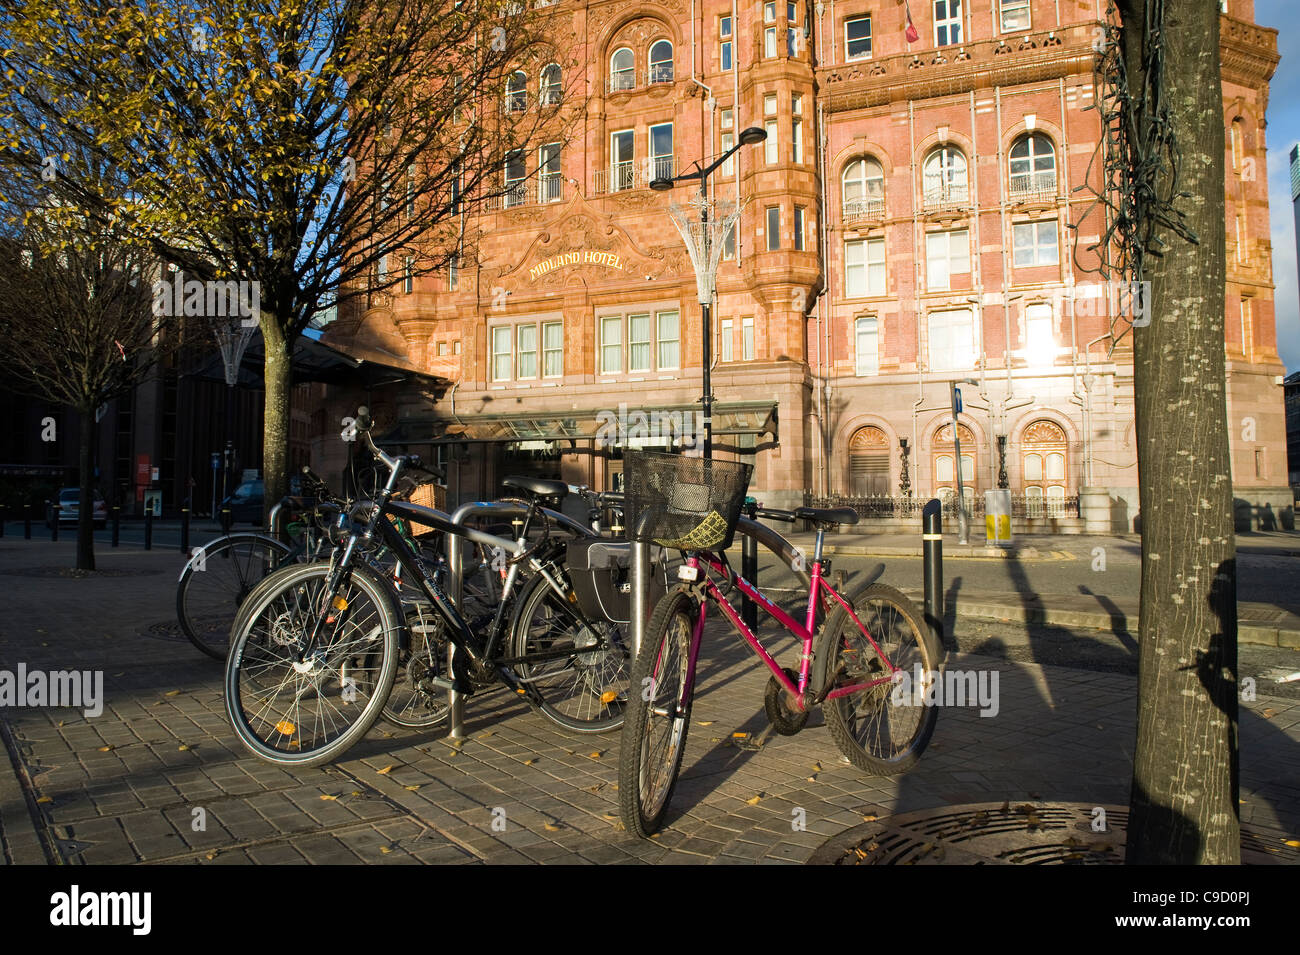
xmin=623 ymin=451 xmax=753 ymax=552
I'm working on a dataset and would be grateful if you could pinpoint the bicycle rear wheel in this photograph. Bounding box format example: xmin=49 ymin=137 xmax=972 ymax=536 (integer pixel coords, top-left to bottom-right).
xmin=382 ymin=601 xmax=451 ymax=730
xmin=617 ymin=586 xmax=698 ymax=838
xmin=177 ymin=533 xmax=293 ymax=660
xmin=509 ymin=572 xmax=630 ymax=733
xmin=225 ymin=562 xmax=401 ymax=767
xmin=815 ymin=583 xmax=940 ymax=774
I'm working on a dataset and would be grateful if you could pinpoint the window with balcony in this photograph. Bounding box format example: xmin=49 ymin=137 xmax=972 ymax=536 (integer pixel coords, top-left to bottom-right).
xmin=855 ymin=316 xmax=879 ymax=376
xmin=649 ymin=122 xmax=673 ymax=182
xmin=539 ymin=63 xmax=562 ymax=105
xmin=610 ymin=47 xmax=634 ymax=91
xmin=766 ymin=206 xmax=780 ymax=251
xmin=610 ymin=129 xmax=634 ymax=191
xmin=1000 ymin=0 xmax=1030 ymax=31
xmin=1009 ymin=134 xmax=1056 ymax=199
xmin=845 ymin=15 xmax=871 ymax=60
xmin=845 ymin=238 xmax=885 ymax=297
xmin=1012 ymin=220 xmax=1058 ymax=267
xmin=928 ymin=308 xmax=976 ymax=372
xmin=720 ymin=16 xmax=733 ymax=70
xmin=649 ymin=40 xmax=674 ymax=83
xmin=539 ymin=142 xmax=562 ymax=202
xmin=923 ymin=146 xmax=968 ymax=206
xmin=934 ymin=0 xmax=962 ymax=46
xmin=504 ymin=150 xmax=526 ymax=207
xmin=842 ymin=157 xmax=885 ymax=220
xmin=506 ymin=70 xmax=527 ymax=112
xmin=925 ymin=229 xmax=969 ymax=290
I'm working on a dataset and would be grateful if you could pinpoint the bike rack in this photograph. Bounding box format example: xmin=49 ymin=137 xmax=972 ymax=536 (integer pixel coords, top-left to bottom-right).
xmin=444 ymin=500 xmax=596 ymax=739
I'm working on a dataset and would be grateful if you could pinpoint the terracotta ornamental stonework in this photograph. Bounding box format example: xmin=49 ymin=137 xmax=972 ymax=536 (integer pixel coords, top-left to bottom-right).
xmin=321 ymin=0 xmax=1288 ymax=530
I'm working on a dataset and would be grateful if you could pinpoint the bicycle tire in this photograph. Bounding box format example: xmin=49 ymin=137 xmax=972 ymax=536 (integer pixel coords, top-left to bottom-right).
xmin=224 ymin=562 xmax=402 ymax=768
xmin=814 ymin=582 xmax=941 ymax=774
xmin=177 ymin=533 xmax=293 ymax=660
xmin=508 ymin=571 xmax=630 ymax=733
xmin=381 ymin=601 xmax=451 ymax=730
xmin=617 ymin=586 xmax=698 ymax=838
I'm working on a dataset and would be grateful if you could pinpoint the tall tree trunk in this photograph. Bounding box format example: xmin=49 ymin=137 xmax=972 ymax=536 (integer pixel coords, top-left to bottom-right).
xmin=77 ymin=406 xmax=95 ymax=571
xmin=262 ymin=320 xmax=291 ymax=527
xmin=1124 ymin=0 xmax=1239 ymax=864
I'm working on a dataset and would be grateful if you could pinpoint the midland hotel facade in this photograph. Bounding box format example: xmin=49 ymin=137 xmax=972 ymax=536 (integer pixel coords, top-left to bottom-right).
xmin=324 ymin=0 xmax=1287 ymax=528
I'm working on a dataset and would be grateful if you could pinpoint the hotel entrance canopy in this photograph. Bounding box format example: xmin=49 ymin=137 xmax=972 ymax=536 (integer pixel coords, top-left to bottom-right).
xmin=379 ymin=400 xmax=779 ymax=453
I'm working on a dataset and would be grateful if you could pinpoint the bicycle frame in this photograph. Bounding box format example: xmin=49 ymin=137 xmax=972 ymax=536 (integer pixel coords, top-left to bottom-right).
xmin=678 ymin=535 xmax=900 ymax=713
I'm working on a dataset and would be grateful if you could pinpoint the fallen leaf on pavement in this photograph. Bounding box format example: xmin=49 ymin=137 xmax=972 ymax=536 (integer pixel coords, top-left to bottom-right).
xmin=165 ymin=690 xmax=181 ymax=697
xmin=376 ymin=764 xmax=395 ymax=775
xmin=320 ymin=794 xmax=339 ymax=801
xmin=36 ymin=796 xmax=52 ymax=804
xmin=404 ymin=785 xmax=421 ymax=791
xmin=544 ymin=823 xmax=561 ymax=831
xmin=745 ymin=793 xmax=764 ymax=805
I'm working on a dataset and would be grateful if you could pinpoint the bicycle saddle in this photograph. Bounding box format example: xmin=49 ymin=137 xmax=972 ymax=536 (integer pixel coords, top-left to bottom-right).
xmin=501 ymin=476 xmax=568 ymax=501
xmin=792 ymin=506 xmax=860 ymax=526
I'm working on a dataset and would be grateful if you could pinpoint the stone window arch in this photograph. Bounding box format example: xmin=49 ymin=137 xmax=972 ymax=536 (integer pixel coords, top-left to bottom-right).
xmin=933 ymin=422 xmax=976 ymax=509
xmin=1021 ymin=419 xmax=1067 ymax=517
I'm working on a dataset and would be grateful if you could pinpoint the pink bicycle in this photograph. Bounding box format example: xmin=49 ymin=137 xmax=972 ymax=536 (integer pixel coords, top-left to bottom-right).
xmin=617 ymin=451 xmax=943 ymax=838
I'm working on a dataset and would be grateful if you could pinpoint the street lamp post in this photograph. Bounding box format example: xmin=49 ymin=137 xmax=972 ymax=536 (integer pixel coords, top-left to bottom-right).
xmin=650 ymin=126 xmax=766 ymax=459
xmin=950 ymin=377 xmax=978 ymax=544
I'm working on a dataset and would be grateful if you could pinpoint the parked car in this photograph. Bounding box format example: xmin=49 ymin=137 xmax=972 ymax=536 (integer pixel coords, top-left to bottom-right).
xmin=45 ymin=488 xmax=107 ymax=528
xmin=219 ymin=479 xmax=265 ymax=524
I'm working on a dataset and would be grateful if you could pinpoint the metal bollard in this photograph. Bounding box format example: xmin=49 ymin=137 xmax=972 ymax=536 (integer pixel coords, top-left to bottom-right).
xmin=51 ymin=505 xmax=59 ymax=542
xmin=922 ymin=499 xmax=944 ymax=651
xmin=23 ymin=505 xmax=30 ymax=539
xmin=180 ymin=507 xmax=190 ymax=553
xmin=220 ymin=506 xmax=232 ymax=535
xmin=741 ymin=498 xmax=758 ymax=631
xmin=144 ymin=509 xmax=153 ymax=550
xmin=111 ymin=506 xmax=120 ymax=547
xmin=630 ymin=539 xmax=649 ymax=658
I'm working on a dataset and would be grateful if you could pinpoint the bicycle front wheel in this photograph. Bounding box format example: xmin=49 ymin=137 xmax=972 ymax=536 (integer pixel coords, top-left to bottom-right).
xmin=177 ymin=533 xmax=293 ymax=660
xmin=617 ymin=586 xmax=698 ymax=838
xmin=509 ymin=572 xmax=630 ymax=733
xmin=225 ymin=562 xmax=402 ymax=767
xmin=815 ymin=583 xmax=940 ymax=775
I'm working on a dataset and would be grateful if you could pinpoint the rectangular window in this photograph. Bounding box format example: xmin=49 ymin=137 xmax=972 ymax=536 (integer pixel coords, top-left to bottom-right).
xmin=925 ymin=229 xmax=970 ymax=291
xmin=792 ymin=118 xmax=803 ymax=163
xmin=1012 ymin=221 xmax=1058 ymax=267
xmin=845 ymin=15 xmax=871 ymax=60
xmin=543 ymin=321 xmax=563 ymax=377
xmin=721 ymin=318 xmax=734 ymax=362
xmin=855 ymin=316 xmax=879 ymax=376
xmin=935 ymin=0 xmax=962 ymax=46
xmin=766 ymin=206 xmax=780 ymax=251
xmin=611 ymin=130 xmax=634 ymax=192
xmin=1241 ymin=297 xmax=1253 ymax=357
xmin=504 ymin=150 xmax=526 ymax=207
xmin=765 ymin=26 xmax=777 ymax=57
xmin=649 ymin=123 xmax=673 ymax=182
xmin=928 ymin=308 xmax=975 ymax=372
xmin=403 ymin=255 xmax=414 ymax=294
xmin=406 ymin=165 xmax=416 ymax=217
xmin=448 ymin=256 xmax=458 ymax=291
xmin=792 ymin=93 xmax=802 ymax=115
xmin=1255 ymin=448 xmax=1265 ymax=479
xmin=657 ymin=310 xmax=680 ymax=369
xmin=721 ymin=131 xmax=735 ymax=176
xmin=517 ymin=323 xmax=538 ymax=378
xmin=720 ymin=16 xmax=733 ymax=70
xmin=788 ymin=24 xmax=797 ymax=56
xmin=377 ymin=254 xmax=388 ymax=287
xmin=491 ymin=325 xmax=512 ymax=381
xmin=764 ymin=1 xmax=776 ymax=21
xmin=721 ymin=107 xmax=733 ymax=129
xmin=437 ymin=341 xmax=449 ymax=357
xmin=1024 ymin=303 xmax=1055 ymax=364
xmin=742 ymin=317 xmax=755 ymax=360
xmin=1000 ymin=0 xmax=1030 ymax=31
xmin=764 ymin=92 xmax=777 ymax=114
xmin=539 ymin=142 xmax=562 ymax=202
xmin=1236 ymin=212 xmax=1248 ymax=262
xmin=600 ymin=316 xmax=622 ymax=374
xmin=765 ymin=119 xmax=778 ymax=164
xmin=794 ymin=206 xmax=805 ymax=251
xmin=628 ymin=312 xmax=651 ymax=373
xmin=844 ymin=238 xmax=885 ymax=297
xmin=723 ymin=222 xmax=737 ymax=259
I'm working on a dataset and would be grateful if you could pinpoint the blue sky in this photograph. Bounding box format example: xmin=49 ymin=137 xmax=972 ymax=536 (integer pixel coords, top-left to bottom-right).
xmin=1257 ymin=0 xmax=1300 ymax=372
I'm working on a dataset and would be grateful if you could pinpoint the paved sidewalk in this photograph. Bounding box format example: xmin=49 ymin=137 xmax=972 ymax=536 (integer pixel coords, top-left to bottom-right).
xmin=0 ymin=540 xmax=1296 ymax=865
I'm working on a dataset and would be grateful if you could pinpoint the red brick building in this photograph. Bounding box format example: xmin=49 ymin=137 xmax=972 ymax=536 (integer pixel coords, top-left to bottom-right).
xmin=321 ymin=0 xmax=1288 ymax=531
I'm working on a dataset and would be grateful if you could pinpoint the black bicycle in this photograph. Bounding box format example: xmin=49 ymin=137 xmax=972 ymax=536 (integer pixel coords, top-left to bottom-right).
xmin=223 ymin=408 xmax=639 ymax=767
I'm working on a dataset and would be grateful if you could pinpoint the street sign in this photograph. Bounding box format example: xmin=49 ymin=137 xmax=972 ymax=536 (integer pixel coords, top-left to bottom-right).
xmin=953 ymin=387 xmax=963 ymax=415
xmin=210 ymin=453 xmax=220 ymax=470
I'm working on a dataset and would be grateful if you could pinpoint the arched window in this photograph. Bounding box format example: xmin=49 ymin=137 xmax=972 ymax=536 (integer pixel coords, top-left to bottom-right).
xmin=842 ymin=157 xmax=885 ymax=219
xmin=505 ymin=70 xmax=527 ymax=112
xmin=649 ymin=40 xmax=674 ymax=83
xmin=1009 ymin=133 xmax=1056 ymax=199
xmin=922 ymin=146 xmax=968 ymax=205
xmin=933 ymin=423 xmax=976 ymax=507
xmin=849 ymin=426 xmax=890 ymax=495
xmin=1021 ymin=419 xmax=1067 ymax=517
xmin=539 ymin=63 xmax=562 ymax=106
xmin=610 ymin=47 xmax=635 ymax=91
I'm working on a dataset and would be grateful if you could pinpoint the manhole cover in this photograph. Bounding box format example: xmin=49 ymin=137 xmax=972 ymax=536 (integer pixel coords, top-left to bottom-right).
xmin=0 ymin=566 xmax=161 ymax=578
xmin=808 ymin=802 xmax=1299 ymax=865
xmin=142 ymin=621 xmax=189 ymax=642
